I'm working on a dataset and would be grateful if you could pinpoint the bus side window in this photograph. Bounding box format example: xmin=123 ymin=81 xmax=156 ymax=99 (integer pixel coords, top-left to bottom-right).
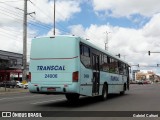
xmin=80 ymin=45 xmax=83 ymax=55
xmin=80 ymin=44 xmax=91 ymax=69
xmin=103 ymin=55 xmax=109 ymax=72
xmin=100 ymin=54 xmax=104 ymax=71
xmin=124 ymin=64 xmax=128 ymax=76
xmin=109 ymin=58 xmax=114 ymax=73
xmin=92 ymin=56 xmax=96 ymax=70
xmin=109 ymin=58 xmax=118 ymax=74
xmin=114 ymin=60 xmax=119 ymax=74
xmin=84 ymin=46 xmax=90 ymax=57
xmin=119 ymin=62 xmax=124 ymax=75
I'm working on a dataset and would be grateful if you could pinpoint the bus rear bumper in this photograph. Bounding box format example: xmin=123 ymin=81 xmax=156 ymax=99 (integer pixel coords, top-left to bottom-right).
xmin=28 ymin=82 xmax=79 ymax=94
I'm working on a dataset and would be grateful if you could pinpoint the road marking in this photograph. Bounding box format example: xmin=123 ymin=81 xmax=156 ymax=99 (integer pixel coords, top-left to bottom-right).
xmin=31 ymin=98 xmax=66 ymax=104
xmin=0 ymin=95 xmax=43 ymax=101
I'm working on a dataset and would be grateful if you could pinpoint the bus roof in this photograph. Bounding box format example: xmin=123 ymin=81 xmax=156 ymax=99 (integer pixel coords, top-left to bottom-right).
xmin=33 ymin=35 xmax=130 ymax=66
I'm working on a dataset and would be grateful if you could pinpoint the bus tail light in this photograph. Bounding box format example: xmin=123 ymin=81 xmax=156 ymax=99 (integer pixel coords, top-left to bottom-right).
xmin=72 ymin=71 xmax=79 ymax=82
xmin=28 ymin=72 xmax=31 ymax=82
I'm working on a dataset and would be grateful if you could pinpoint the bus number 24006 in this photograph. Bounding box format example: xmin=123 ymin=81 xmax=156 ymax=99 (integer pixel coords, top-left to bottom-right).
xmin=45 ymin=74 xmax=58 ymax=78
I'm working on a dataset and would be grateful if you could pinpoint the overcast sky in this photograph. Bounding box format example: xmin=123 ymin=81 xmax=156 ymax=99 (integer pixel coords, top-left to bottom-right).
xmin=0 ymin=0 xmax=160 ymax=74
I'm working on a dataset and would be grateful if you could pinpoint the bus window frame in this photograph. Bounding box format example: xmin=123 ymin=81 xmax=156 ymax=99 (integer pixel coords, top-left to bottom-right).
xmin=80 ymin=43 xmax=91 ymax=69
xmin=80 ymin=42 xmax=129 ymax=76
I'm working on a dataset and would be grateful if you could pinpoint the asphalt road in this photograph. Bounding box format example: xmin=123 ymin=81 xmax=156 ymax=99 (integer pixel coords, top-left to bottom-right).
xmin=0 ymin=84 xmax=160 ymax=120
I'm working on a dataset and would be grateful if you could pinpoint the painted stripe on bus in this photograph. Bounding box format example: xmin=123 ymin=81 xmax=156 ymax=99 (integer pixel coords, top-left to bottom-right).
xmin=30 ymin=56 xmax=78 ymax=60
xmin=80 ymin=84 xmax=103 ymax=86
xmin=80 ymin=84 xmax=124 ymax=86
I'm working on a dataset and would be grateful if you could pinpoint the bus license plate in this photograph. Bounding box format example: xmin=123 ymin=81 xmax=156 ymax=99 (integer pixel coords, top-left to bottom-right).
xmin=47 ymin=88 xmax=56 ymax=91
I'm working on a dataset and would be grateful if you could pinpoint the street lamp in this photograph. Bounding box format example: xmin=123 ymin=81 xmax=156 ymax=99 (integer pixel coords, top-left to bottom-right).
xmin=148 ymin=51 xmax=160 ymax=56
xmin=132 ymin=64 xmax=139 ymax=67
xmin=116 ymin=54 xmax=120 ymax=58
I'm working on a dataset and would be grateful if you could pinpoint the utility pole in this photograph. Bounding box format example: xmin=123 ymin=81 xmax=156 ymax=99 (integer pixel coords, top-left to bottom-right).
xmin=22 ymin=0 xmax=27 ymax=81
xmin=105 ymin=31 xmax=110 ymax=51
xmin=53 ymin=0 xmax=56 ymax=35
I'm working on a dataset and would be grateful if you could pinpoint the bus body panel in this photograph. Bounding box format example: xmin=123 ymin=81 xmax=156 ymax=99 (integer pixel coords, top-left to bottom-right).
xmin=30 ymin=59 xmax=77 ymax=83
xmin=29 ymin=36 xmax=130 ymax=98
xmin=28 ymin=82 xmax=80 ymax=93
xmin=29 ymin=36 xmax=80 ymax=94
xmin=99 ymin=72 xmax=127 ymax=94
xmin=30 ymin=37 xmax=79 ymax=59
xmin=79 ymin=63 xmax=93 ymax=96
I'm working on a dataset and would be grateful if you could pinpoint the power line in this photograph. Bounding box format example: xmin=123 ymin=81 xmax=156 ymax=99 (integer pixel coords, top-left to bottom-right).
xmin=0 ymin=9 xmax=23 ymax=20
xmin=0 ymin=4 xmax=24 ymax=20
xmin=0 ymin=32 xmax=19 ymax=40
xmin=0 ymin=0 xmax=23 ymax=2
xmin=29 ymin=0 xmax=102 ymax=38
xmin=28 ymin=22 xmax=51 ymax=31
xmin=0 ymin=6 xmax=54 ymax=35
xmin=0 ymin=1 xmax=24 ymax=10
xmin=0 ymin=7 xmax=121 ymax=63
xmin=29 ymin=0 xmax=71 ymax=35
xmin=0 ymin=0 xmax=110 ymax=49
xmin=0 ymin=28 xmax=21 ymax=37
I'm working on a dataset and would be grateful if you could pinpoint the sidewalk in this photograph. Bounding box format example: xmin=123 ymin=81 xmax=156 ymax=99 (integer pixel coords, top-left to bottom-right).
xmin=0 ymin=87 xmax=29 ymax=94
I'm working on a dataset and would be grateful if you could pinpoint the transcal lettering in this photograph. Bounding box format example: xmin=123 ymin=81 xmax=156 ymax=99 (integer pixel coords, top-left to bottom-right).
xmin=37 ymin=65 xmax=65 ymax=71
xmin=111 ymin=76 xmax=119 ymax=81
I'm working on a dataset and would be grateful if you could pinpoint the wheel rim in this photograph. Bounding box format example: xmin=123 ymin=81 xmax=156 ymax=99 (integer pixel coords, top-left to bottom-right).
xmin=104 ymin=90 xmax=107 ymax=98
xmin=103 ymin=86 xmax=107 ymax=98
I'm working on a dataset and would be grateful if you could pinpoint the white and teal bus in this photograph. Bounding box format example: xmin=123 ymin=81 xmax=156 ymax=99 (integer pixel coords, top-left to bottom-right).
xmin=28 ymin=36 xmax=130 ymax=101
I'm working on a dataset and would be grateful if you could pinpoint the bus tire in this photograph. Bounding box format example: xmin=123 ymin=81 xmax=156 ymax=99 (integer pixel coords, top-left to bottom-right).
xmin=101 ymin=84 xmax=108 ymax=100
xmin=65 ymin=93 xmax=79 ymax=102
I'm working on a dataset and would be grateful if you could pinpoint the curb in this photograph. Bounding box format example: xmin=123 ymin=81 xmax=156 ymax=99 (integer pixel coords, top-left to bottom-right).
xmin=0 ymin=88 xmax=29 ymax=95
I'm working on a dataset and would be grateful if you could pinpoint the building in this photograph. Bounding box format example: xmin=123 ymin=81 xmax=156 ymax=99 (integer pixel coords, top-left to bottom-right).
xmin=135 ymin=70 xmax=160 ymax=82
xmin=0 ymin=50 xmax=23 ymax=82
xmin=153 ymin=74 xmax=160 ymax=82
xmin=132 ymin=70 xmax=140 ymax=81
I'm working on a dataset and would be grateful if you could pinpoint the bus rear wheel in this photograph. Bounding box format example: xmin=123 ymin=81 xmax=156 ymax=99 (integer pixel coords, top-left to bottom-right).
xmin=65 ymin=93 xmax=79 ymax=102
xmin=101 ymin=84 xmax=108 ymax=100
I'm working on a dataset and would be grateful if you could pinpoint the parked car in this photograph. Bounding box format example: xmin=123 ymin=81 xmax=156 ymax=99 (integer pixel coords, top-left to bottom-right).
xmin=130 ymin=81 xmax=137 ymax=84
xmin=138 ymin=81 xmax=143 ymax=85
xmin=16 ymin=81 xmax=23 ymax=88
xmin=0 ymin=82 xmax=8 ymax=87
xmin=0 ymin=82 xmax=3 ymax=87
xmin=135 ymin=80 xmax=140 ymax=84
xmin=10 ymin=80 xmax=17 ymax=88
xmin=143 ymin=81 xmax=148 ymax=84
xmin=0 ymin=80 xmax=16 ymax=88
xmin=23 ymin=83 xmax=28 ymax=89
